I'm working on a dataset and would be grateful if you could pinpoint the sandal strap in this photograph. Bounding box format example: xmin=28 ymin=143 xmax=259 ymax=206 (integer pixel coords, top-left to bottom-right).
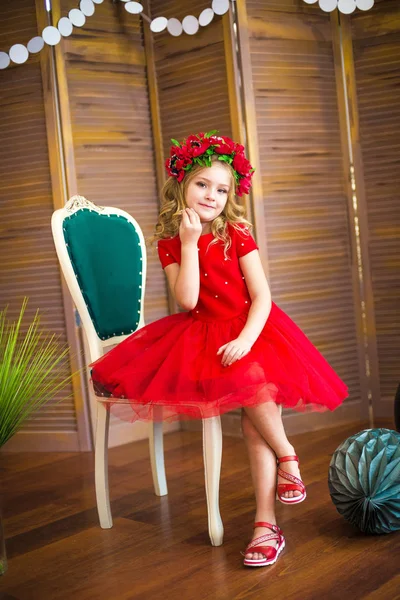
xmin=254 ymin=521 xmax=280 ymax=533
xmin=277 ymin=467 xmax=305 ymax=490
xmin=277 ymin=455 xmax=299 ymax=465
xmin=277 ymin=482 xmax=305 ymax=493
xmin=245 ymin=532 xmax=279 ymax=552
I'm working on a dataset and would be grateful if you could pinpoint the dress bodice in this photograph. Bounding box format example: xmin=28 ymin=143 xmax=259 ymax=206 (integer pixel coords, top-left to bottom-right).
xmin=157 ymin=223 xmax=259 ymax=321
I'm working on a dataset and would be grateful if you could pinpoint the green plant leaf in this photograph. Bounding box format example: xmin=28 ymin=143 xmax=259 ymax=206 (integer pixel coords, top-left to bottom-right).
xmin=217 ymin=155 xmax=233 ymax=165
xmin=204 ymin=130 xmax=218 ymax=138
xmin=170 ymin=138 xmax=181 ymax=147
xmin=0 ymin=298 xmax=81 ymax=448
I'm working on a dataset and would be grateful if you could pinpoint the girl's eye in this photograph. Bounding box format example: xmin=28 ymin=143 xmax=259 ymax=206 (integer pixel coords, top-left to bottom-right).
xmin=196 ymin=182 xmax=227 ymax=194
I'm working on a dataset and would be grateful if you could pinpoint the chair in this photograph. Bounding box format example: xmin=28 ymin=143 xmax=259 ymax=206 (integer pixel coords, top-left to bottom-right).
xmin=51 ymin=195 xmax=224 ymax=546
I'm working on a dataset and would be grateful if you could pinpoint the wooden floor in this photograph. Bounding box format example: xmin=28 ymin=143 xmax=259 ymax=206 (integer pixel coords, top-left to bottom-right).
xmin=1 ymin=422 xmax=399 ymax=600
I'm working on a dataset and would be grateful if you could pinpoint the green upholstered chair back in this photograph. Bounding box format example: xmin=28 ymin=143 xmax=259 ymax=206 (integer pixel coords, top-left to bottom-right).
xmin=62 ymin=206 xmax=145 ymax=341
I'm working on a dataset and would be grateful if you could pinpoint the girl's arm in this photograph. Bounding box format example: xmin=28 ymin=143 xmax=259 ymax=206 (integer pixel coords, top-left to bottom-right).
xmin=238 ymin=250 xmax=272 ymax=345
xmin=166 ymin=242 xmax=200 ymax=310
xmin=164 ymin=208 xmax=202 ymax=311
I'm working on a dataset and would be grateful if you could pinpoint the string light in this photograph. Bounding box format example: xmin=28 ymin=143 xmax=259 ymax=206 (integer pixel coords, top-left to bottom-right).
xmin=303 ymin=0 xmax=374 ymax=13
xmin=0 ymin=0 xmax=232 ymax=69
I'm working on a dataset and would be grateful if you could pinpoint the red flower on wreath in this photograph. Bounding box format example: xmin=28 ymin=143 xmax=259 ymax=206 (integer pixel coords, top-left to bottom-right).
xmin=208 ymin=135 xmax=236 ymax=155
xmin=165 ymin=131 xmax=255 ymax=196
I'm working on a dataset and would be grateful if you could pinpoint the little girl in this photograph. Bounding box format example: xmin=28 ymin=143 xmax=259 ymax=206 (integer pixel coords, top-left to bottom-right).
xmin=90 ymin=131 xmax=348 ymax=568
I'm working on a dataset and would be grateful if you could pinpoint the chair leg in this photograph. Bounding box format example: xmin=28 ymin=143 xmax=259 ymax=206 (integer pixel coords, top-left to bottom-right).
xmin=149 ymin=419 xmax=168 ymax=497
xmin=95 ymin=402 xmax=112 ymax=529
xmin=202 ymin=416 xmax=224 ymax=547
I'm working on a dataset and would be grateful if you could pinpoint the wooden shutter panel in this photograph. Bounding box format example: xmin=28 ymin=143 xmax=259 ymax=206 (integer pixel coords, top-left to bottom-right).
xmin=150 ymin=0 xmax=232 ymax=155
xmin=351 ymin=0 xmax=400 ymax=415
xmin=58 ymin=0 xmax=167 ymax=325
xmin=241 ymin=0 xmax=367 ymax=429
xmin=55 ymin=0 xmax=181 ymax=445
xmin=0 ymin=0 xmax=78 ymax=450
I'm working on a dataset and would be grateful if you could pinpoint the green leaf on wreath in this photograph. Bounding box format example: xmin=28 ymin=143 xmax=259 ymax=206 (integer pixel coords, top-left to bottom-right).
xmin=205 ymin=130 xmax=218 ymax=138
xmin=171 ymin=139 xmax=181 ymax=147
xmin=218 ymin=155 xmax=233 ymax=165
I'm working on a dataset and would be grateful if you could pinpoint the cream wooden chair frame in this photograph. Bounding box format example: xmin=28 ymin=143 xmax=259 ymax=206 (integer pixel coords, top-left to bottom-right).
xmin=51 ymin=195 xmax=223 ymax=546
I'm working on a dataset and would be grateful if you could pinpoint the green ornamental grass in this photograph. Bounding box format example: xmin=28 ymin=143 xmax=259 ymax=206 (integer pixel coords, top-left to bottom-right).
xmin=0 ymin=297 xmax=80 ymax=447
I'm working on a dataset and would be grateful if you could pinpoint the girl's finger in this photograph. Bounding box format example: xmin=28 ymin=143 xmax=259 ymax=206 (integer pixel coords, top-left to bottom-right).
xmin=226 ymin=346 xmax=244 ymax=365
xmin=187 ymin=208 xmax=196 ymax=225
xmin=223 ymin=349 xmax=235 ymax=365
xmin=228 ymin=349 xmax=243 ymax=365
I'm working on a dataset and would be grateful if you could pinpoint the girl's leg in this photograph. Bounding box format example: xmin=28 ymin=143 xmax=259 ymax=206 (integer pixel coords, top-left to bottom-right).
xmin=241 ymin=410 xmax=280 ymax=561
xmin=243 ymin=402 xmax=302 ymax=500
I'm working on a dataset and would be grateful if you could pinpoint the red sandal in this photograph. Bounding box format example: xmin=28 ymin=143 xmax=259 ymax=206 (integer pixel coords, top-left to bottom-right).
xmin=276 ymin=455 xmax=307 ymax=505
xmin=241 ymin=521 xmax=285 ymax=567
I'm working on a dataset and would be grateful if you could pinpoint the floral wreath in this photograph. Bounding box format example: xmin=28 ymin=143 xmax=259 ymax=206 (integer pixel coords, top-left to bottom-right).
xmin=165 ymin=131 xmax=255 ymax=196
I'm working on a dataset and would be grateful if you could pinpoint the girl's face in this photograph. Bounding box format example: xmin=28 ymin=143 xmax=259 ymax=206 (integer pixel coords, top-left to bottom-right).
xmin=185 ymin=163 xmax=231 ymax=224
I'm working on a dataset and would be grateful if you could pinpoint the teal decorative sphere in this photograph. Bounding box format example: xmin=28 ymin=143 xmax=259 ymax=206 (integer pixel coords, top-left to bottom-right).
xmin=328 ymin=428 xmax=400 ymax=534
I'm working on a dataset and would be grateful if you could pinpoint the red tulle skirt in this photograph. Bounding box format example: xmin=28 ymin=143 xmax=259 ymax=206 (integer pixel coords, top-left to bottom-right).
xmin=89 ymin=302 xmax=349 ymax=423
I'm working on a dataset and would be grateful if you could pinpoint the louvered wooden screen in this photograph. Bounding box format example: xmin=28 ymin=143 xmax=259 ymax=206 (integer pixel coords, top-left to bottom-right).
xmin=243 ymin=0 xmax=366 ymax=425
xmin=0 ymin=0 xmax=79 ymax=450
xmin=56 ymin=1 xmax=181 ymax=444
xmin=59 ymin=0 xmax=166 ymax=325
xmin=150 ymin=0 xmax=232 ymax=158
xmin=351 ymin=0 xmax=400 ymax=416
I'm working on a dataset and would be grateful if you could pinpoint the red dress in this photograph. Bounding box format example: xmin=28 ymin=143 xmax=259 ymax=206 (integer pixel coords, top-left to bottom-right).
xmin=89 ymin=223 xmax=348 ymax=422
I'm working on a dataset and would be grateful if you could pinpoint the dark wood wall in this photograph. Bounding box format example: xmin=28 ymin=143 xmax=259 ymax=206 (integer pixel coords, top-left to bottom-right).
xmin=150 ymin=0 xmax=233 ymax=158
xmin=58 ymin=0 xmax=167 ymax=325
xmin=351 ymin=0 xmax=400 ymax=414
xmin=238 ymin=0 xmax=367 ymax=433
xmin=0 ymin=0 xmax=78 ymax=449
xmin=0 ymin=0 xmax=397 ymax=449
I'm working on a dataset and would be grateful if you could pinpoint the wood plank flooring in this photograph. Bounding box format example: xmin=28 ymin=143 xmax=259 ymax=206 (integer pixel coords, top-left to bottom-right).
xmin=0 ymin=422 xmax=399 ymax=600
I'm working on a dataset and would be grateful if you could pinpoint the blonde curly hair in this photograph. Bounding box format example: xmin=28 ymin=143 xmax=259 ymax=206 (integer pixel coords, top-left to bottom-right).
xmin=147 ymin=157 xmax=253 ymax=260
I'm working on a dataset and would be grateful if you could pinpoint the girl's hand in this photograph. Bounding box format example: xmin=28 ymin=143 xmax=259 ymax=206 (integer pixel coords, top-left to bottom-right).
xmin=179 ymin=208 xmax=202 ymax=246
xmin=217 ymin=337 xmax=253 ymax=367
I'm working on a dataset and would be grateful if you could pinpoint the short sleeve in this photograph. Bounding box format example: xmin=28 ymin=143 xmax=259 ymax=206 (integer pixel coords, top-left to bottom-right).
xmin=235 ymin=224 xmax=259 ymax=258
xmin=157 ymin=237 xmax=179 ymax=269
